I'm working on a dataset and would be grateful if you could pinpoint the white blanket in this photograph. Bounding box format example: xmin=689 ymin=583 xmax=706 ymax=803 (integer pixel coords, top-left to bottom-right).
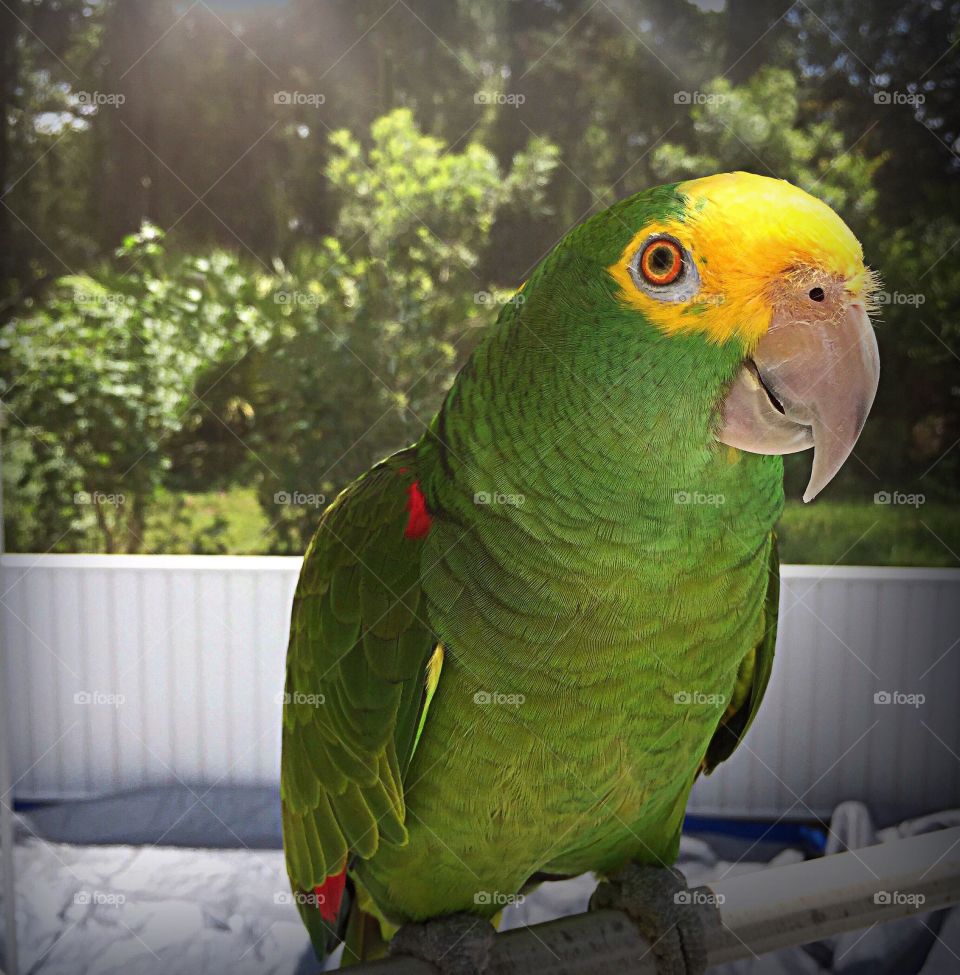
xmin=4 ymin=801 xmax=957 ymax=974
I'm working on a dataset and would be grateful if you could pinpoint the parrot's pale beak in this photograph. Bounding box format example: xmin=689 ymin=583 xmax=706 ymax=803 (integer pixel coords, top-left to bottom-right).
xmin=716 ymin=302 xmax=880 ymax=502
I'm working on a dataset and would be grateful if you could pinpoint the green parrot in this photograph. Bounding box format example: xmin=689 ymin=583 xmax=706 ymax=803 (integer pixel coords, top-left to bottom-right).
xmin=280 ymin=171 xmax=880 ymax=973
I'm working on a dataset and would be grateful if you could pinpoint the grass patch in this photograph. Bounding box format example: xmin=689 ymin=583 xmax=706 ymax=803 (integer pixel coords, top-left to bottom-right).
xmin=778 ymin=500 xmax=959 ymax=567
xmin=143 ymin=488 xmax=271 ymax=554
xmin=145 ymin=490 xmax=959 ymax=566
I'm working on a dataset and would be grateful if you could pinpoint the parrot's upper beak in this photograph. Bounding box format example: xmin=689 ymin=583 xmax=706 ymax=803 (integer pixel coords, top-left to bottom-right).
xmin=716 ymin=302 xmax=880 ymax=502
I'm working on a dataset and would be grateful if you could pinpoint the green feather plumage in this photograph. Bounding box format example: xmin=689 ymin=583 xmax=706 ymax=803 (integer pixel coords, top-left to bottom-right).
xmin=281 ymin=180 xmax=783 ymax=962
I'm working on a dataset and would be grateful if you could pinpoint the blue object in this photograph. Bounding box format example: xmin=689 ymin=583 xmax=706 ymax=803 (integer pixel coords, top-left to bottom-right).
xmin=684 ymin=814 xmax=828 ymax=855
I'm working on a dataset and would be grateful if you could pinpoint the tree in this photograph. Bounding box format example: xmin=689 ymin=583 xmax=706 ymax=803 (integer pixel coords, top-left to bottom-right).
xmin=247 ymin=107 xmax=558 ymax=550
xmin=2 ymin=109 xmax=557 ymax=552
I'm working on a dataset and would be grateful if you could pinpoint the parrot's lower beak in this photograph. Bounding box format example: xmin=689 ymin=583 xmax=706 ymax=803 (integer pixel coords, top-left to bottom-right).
xmin=716 ymin=302 xmax=880 ymax=502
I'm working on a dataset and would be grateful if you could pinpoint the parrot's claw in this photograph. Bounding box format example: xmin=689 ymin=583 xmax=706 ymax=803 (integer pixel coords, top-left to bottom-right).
xmin=389 ymin=912 xmax=494 ymax=975
xmin=589 ymin=863 xmax=712 ymax=975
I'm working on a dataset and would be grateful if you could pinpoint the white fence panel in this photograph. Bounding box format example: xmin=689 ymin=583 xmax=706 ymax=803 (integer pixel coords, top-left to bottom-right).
xmin=1 ymin=555 xmax=958 ymax=823
xmin=1 ymin=556 xmax=298 ymax=800
xmin=689 ymin=566 xmax=960 ymax=822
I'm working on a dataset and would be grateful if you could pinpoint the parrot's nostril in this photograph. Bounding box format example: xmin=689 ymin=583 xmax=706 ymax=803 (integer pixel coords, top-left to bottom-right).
xmin=809 ymin=286 xmax=826 ymax=302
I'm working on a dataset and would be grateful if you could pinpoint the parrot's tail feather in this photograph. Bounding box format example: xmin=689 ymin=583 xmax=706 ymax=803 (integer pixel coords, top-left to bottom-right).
xmin=295 ymin=869 xmax=350 ymax=965
xmin=341 ymin=898 xmax=390 ymax=967
xmin=297 ymin=872 xmax=390 ymax=968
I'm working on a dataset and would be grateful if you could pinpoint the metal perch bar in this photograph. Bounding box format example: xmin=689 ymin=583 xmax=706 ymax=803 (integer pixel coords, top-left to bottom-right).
xmin=353 ymin=825 xmax=960 ymax=973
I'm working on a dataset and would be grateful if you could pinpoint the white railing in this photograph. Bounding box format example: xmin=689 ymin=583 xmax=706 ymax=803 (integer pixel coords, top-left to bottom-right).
xmin=1 ymin=555 xmax=958 ymax=821
xmin=353 ymin=826 xmax=960 ymax=974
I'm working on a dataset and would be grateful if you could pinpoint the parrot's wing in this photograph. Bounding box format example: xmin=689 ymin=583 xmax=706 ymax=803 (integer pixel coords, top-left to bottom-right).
xmin=280 ymin=447 xmax=439 ymax=936
xmin=702 ymin=534 xmax=779 ymax=773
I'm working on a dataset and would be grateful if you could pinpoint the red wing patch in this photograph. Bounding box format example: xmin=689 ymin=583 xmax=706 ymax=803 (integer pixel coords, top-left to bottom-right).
xmin=313 ymin=867 xmax=347 ymax=923
xmin=404 ymin=481 xmax=433 ymax=539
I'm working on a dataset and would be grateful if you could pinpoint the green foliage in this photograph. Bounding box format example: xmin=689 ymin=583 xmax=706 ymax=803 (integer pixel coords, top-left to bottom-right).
xmin=2 ymin=225 xmax=274 ymax=551
xmin=778 ymin=501 xmax=960 ymax=567
xmin=2 ymin=0 xmax=958 ymax=564
xmin=250 ymin=108 xmax=558 ymax=550
xmin=143 ymin=488 xmax=270 ymax=555
xmin=859 ymin=217 xmax=960 ymax=494
xmin=650 ymin=68 xmax=881 ymax=219
xmin=2 ymin=110 xmax=557 ymax=552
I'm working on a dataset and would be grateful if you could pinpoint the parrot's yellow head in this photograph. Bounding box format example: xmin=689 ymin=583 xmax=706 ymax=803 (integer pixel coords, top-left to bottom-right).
xmin=492 ymin=172 xmax=882 ymax=501
xmin=608 ymin=171 xmax=880 ymax=348
xmin=575 ymin=170 xmax=881 ymax=501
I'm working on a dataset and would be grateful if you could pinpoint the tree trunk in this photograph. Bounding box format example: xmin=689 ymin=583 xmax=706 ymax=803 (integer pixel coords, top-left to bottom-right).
xmin=98 ymin=0 xmax=166 ymax=250
xmin=0 ymin=0 xmax=17 ymax=305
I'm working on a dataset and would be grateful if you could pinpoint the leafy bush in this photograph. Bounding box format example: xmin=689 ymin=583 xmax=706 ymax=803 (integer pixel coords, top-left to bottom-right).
xmin=650 ymin=68 xmax=880 ymax=219
xmin=2 ymin=224 xmax=275 ymax=550
xmin=243 ymin=108 xmax=558 ymax=550
xmin=2 ymin=110 xmax=558 ymax=552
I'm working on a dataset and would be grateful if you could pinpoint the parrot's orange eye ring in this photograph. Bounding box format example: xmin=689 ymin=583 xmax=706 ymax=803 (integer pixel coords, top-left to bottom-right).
xmin=639 ymin=238 xmax=684 ymax=285
xmin=627 ymin=232 xmax=701 ymax=302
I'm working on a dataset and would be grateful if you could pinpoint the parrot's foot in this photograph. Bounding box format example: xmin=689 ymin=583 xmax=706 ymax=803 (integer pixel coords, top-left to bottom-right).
xmin=389 ymin=912 xmax=494 ymax=975
xmin=590 ymin=863 xmax=711 ymax=975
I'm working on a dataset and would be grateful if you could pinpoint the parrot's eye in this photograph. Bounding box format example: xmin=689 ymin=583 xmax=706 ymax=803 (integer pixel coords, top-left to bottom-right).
xmin=640 ymin=240 xmax=683 ymax=285
xmin=628 ymin=233 xmax=701 ymax=303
